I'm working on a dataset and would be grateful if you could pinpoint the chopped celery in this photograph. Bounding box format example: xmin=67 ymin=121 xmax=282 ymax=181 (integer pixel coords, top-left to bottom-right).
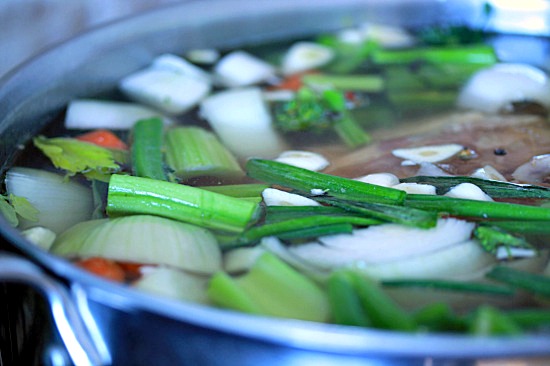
xmin=131 ymin=117 xmax=167 ymax=181
xmin=328 ymin=270 xmax=371 ymax=327
xmin=372 ymin=45 xmax=497 ymax=65
xmin=469 ymin=306 xmax=522 ymax=336
xmin=413 ymin=303 xmax=467 ymax=332
xmin=207 ymin=252 xmax=330 ymax=322
xmin=246 ymin=159 xmax=406 ymax=205
xmin=107 ymin=174 xmax=260 ymax=233
xmin=0 ymin=194 xmax=38 ymax=227
xmin=302 ymin=73 xmax=385 ymax=92
xmin=474 ymin=226 xmax=533 ymax=254
xmin=165 ymin=126 xmax=243 ymax=181
xmin=33 ymin=135 xmax=120 ymax=181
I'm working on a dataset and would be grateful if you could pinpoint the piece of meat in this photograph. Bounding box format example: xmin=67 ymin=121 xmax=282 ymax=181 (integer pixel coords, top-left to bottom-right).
xmin=321 ymin=112 xmax=550 ymax=182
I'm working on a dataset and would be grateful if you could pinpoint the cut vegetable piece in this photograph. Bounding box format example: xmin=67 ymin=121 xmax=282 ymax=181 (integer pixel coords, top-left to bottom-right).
xmin=354 ymin=173 xmax=400 ymax=187
xmin=107 ymin=174 xmax=260 ymax=233
xmin=65 ymin=99 xmax=174 ymax=130
xmin=302 ymin=73 xmax=384 ymax=92
xmin=471 ymin=165 xmax=507 ymax=182
xmin=185 ymin=49 xmax=220 ymax=65
xmin=290 ymin=218 xmax=475 ymax=266
xmin=246 ymin=158 xmax=406 ymax=205
xmin=392 ymin=144 xmax=463 ymax=164
xmin=33 ymin=136 xmax=120 ymax=181
xmin=52 ymin=215 xmax=222 ymax=274
xmin=119 ymin=67 xmax=211 ymax=115
xmin=131 ymin=118 xmax=167 ymax=181
xmin=392 ymin=183 xmax=436 ymax=195
xmin=224 ymin=246 xmax=266 ymax=274
xmin=5 ymin=167 xmax=94 ymax=234
xmin=281 ymin=42 xmax=335 ymax=75
xmin=76 ymin=129 xmax=128 ymax=150
xmin=274 ymin=150 xmax=329 ymax=171
xmin=457 ymin=63 xmax=550 ymax=114
xmin=214 ymin=51 xmax=276 ymax=87
xmin=262 ymin=188 xmax=320 ymax=207
xmin=207 ymin=252 xmax=330 ymax=322
xmin=200 ymin=87 xmax=287 ymax=159
xmin=133 ymin=266 xmax=210 ymax=303
xmin=512 ymin=154 xmax=550 ymax=184
xmin=21 ymin=227 xmax=56 ymax=251
xmin=444 ymin=183 xmax=493 ymax=201
xmin=165 ymin=126 xmax=243 ymax=180
xmin=151 ymin=53 xmax=212 ymax=84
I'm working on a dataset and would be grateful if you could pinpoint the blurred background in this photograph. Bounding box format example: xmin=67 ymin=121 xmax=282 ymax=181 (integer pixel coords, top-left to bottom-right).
xmin=0 ymin=0 xmax=185 ymax=78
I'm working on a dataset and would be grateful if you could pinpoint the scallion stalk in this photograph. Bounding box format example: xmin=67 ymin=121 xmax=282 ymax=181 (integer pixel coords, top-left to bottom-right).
xmin=302 ymin=73 xmax=385 ymax=92
xmin=405 ymin=194 xmax=550 ymax=221
xmin=381 ymin=279 xmax=514 ymax=296
xmin=401 ymin=176 xmax=550 ymax=199
xmin=107 ymin=174 xmax=260 ymax=233
xmin=131 ymin=117 xmax=167 ymax=181
xmin=372 ymin=45 xmax=497 ymax=65
xmin=265 ymin=205 xmax=360 ymax=223
xmin=486 ymin=266 xmax=550 ymax=298
xmin=468 ymin=305 xmax=522 ymax=336
xmin=328 ymin=270 xmax=371 ymax=327
xmin=165 ymin=126 xmax=243 ymax=181
xmin=200 ymin=183 xmax=269 ymax=198
xmin=246 ymin=159 xmax=406 ymax=205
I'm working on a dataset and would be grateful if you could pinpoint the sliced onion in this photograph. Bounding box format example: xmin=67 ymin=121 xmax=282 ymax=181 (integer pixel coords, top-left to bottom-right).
xmin=281 ymin=42 xmax=334 ymax=75
xmin=199 ymin=87 xmax=287 ymax=159
xmin=457 ymin=63 xmax=550 ymax=114
xmin=65 ymin=99 xmax=174 ymax=130
xmin=224 ymin=246 xmax=266 ymax=274
xmin=214 ymin=51 xmax=276 ymax=87
xmin=133 ymin=266 xmax=210 ymax=304
xmin=52 ymin=215 xmax=222 ymax=274
xmin=151 ymin=53 xmax=212 ymax=84
xmin=289 ymin=218 xmax=475 ymax=267
xmin=5 ymin=167 xmax=94 ymax=234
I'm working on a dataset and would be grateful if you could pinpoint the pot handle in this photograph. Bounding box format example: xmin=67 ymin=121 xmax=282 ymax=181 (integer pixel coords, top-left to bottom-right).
xmin=0 ymin=252 xmax=109 ymax=366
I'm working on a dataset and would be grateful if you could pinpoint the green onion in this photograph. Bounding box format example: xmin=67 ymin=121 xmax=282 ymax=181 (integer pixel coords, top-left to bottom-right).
xmin=302 ymin=73 xmax=385 ymax=92
xmin=372 ymin=45 xmax=497 ymax=65
xmin=246 ymin=159 xmax=406 ymax=205
xmin=401 ymin=176 xmax=550 ymax=199
xmin=474 ymin=226 xmax=532 ymax=254
xmin=265 ymin=205 xmax=362 ymax=223
xmin=405 ymin=194 xmax=550 ymax=221
xmin=165 ymin=126 xmax=243 ymax=181
xmin=486 ymin=220 xmax=550 ymax=234
xmin=328 ymin=270 xmax=371 ymax=327
xmin=382 ymin=279 xmax=514 ymax=296
xmin=107 ymin=174 xmax=260 ymax=233
xmin=486 ymin=266 xmax=550 ymax=298
xmin=505 ymin=309 xmax=550 ymax=329
xmin=207 ymin=252 xmax=330 ymax=322
xmin=229 ymin=215 xmax=378 ymax=247
xmin=316 ymin=197 xmax=437 ymax=228
xmin=131 ymin=117 xmax=167 ymax=181
xmin=413 ymin=303 xmax=467 ymax=332
xmin=274 ymin=223 xmax=353 ymax=242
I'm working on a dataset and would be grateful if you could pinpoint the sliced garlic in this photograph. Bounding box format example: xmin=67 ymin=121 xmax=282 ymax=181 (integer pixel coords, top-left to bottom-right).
xmin=353 ymin=173 xmax=399 ymax=187
xmin=185 ymin=49 xmax=220 ymax=65
xmin=262 ymin=188 xmax=320 ymax=206
xmin=444 ymin=183 xmax=493 ymax=201
xmin=274 ymin=150 xmax=329 ymax=171
xmin=393 ymin=183 xmax=437 ymax=195
xmin=392 ymin=144 xmax=463 ymax=164
xmin=281 ymin=42 xmax=334 ymax=75
xmin=152 ymin=53 xmax=212 ymax=84
xmin=471 ymin=165 xmax=507 ymax=182
xmin=214 ymin=51 xmax=276 ymax=87
xmin=496 ymin=247 xmax=537 ymax=260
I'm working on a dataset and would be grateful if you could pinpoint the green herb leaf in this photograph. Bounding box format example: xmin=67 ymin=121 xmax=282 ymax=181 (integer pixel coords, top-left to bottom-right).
xmin=34 ymin=136 xmax=120 ymax=181
xmin=10 ymin=194 xmax=39 ymax=222
xmin=0 ymin=196 xmax=18 ymax=226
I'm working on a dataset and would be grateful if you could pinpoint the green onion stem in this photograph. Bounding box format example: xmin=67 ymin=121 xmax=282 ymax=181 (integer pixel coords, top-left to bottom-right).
xmin=303 ymin=74 xmax=385 ymax=92
xmin=381 ymin=279 xmax=514 ymax=296
xmin=372 ymin=45 xmax=497 ymax=65
xmin=131 ymin=117 xmax=167 ymax=181
xmin=246 ymin=159 xmax=406 ymax=205
xmin=200 ymin=183 xmax=269 ymax=198
xmin=486 ymin=266 xmax=550 ymax=298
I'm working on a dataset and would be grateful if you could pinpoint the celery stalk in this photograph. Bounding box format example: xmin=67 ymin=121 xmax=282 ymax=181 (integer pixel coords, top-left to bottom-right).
xmin=165 ymin=126 xmax=243 ymax=181
xmin=200 ymin=183 xmax=269 ymax=198
xmin=372 ymin=45 xmax=497 ymax=65
xmin=107 ymin=174 xmax=260 ymax=233
xmin=486 ymin=266 xmax=550 ymax=298
xmin=328 ymin=270 xmax=371 ymax=327
xmin=469 ymin=306 xmax=522 ymax=336
xmin=131 ymin=117 xmax=167 ymax=181
xmin=302 ymin=74 xmax=385 ymax=92
xmin=207 ymin=252 xmax=330 ymax=322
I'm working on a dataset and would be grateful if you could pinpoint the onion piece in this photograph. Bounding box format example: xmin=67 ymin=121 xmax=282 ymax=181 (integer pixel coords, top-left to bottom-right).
xmin=457 ymin=63 xmax=550 ymax=114
xmin=199 ymin=87 xmax=287 ymax=159
xmin=151 ymin=53 xmax=212 ymax=84
xmin=512 ymin=154 xmax=550 ymax=184
xmin=274 ymin=150 xmax=329 ymax=171
xmin=224 ymin=246 xmax=266 ymax=274
xmin=21 ymin=227 xmax=56 ymax=251
xmin=289 ymin=218 xmax=475 ymax=268
xmin=185 ymin=49 xmax=220 ymax=65
xmin=214 ymin=51 xmax=276 ymax=87
xmin=5 ymin=167 xmax=94 ymax=234
xmin=281 ymin=42 xmax=334 ymax=75
xmin=51 ymin=215 xmax=222 ymax=274
xmin=119 ymin=68 xmax=211 ymax=115
xmin=65 ymin=99 xmax=174 ymax=130
xmin=133 ymin=266 xmax=210 ymax=304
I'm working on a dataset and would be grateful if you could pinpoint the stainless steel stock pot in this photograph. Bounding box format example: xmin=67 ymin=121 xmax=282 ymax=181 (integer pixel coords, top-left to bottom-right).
xmin=1 ymin=1 xmax=550 ymax=364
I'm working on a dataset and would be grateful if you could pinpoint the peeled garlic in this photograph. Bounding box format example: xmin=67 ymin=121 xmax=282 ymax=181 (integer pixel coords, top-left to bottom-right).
xmin=471 ymin=165 xmax=507 ymax=181
xmin=392 ymin=144 xmax=463 ymax=164
xmin=281 ymin=42 xmax=334 ymax=75
xmin=444 ymin=183 xmax=493 ymax=201
xmin=393 ymin=183 xmax=437 ymax=195
xmin=274 ymin=150 xmax=329 ymax=171
xmin=262 ymin=188 xmax=320 ymax=207
xmin=353 ymin=173 xmax=400 ymax=187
